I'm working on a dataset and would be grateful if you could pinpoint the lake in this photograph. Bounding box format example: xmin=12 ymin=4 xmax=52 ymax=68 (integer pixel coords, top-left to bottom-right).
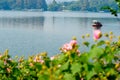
xmin=0 ymin=11 xmax=120 ymax=57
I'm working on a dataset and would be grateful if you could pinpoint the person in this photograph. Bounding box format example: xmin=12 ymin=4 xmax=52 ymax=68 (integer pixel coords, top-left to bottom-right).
xmin=92 ymin=20 xmax=102 ymax=40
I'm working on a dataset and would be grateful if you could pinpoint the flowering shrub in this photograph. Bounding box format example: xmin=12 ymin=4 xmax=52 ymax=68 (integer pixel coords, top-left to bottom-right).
xmin=0 ymin=32 xmax=120 ymax=80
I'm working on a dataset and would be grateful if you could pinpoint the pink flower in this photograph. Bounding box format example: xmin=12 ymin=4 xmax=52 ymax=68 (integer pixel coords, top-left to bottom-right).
xmin=39 ymin=60 xmax=44 ymax=64
xmin=69 ymin=40 xmax=77 ymax=46
xmin=34 ymin=56 xmax=40 ymax=62
xmin=61 ymin=43 xmax=72 ymax=52
xmin=34 ymin=56 xmax=44 ymax=64
xmin=93 ymin=30 xmax=102 ymax=40
xmin=61 ymin=40 xmax=78 ymax=52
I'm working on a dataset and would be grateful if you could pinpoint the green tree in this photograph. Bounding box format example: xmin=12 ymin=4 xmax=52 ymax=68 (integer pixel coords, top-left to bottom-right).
xmin=79 ymin=0 xmax=89 ymax=11
xmin=0 ymin=0 xmax=10 ymax=10
xmin=14 ymin=0 xmax=24 ymax=10
xmin=0 ymin=0 xmax=48 ymax=10
xmin=102 ymin=0 xmax=120 ymax=16
xmin=48 ymin=0 xmax=61 ymax=11
xmin=36 ymin=0 xmax=47 ymax=11
xmin=65 ymin=1 xmax=81 ymax=11
xmin=7 ymin=0 xmax=16 ymax=9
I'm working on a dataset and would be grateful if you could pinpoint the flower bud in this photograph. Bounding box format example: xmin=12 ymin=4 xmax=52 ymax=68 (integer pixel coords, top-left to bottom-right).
xmin=82 ymin=35 xmax=85 ymax=39
xmin=105 ymin=40 xmax=110 ymax=45
xmin=109 ymin=31 xmax=113 ymax=35
xmin=86 ymin=33 xmax=90 ymax=37
xmin=104 ymin=33 xmax=109 ymax=37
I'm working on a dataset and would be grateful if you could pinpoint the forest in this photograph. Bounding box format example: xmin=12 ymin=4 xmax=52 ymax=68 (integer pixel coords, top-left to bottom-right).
xmin=0 ymin=0 xmax=48 ymax=11
xmin=48 ymin=0 xmax=118 ymax=12
xmin=0 ymin=0 xmax=119 ymax=12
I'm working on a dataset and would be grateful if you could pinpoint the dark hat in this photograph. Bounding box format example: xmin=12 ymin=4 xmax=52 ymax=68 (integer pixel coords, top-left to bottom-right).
xmin=92 ymin=20 xmax=102 ymax=27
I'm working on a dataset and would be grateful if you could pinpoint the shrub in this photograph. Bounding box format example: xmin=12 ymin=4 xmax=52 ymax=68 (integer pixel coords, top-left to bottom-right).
xmin=0 ymin=32 xmax=120 ymax=80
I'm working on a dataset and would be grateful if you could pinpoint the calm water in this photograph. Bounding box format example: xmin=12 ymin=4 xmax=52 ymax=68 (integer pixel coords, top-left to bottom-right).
xmin=0 ymin=11 xmax=120 ymax=57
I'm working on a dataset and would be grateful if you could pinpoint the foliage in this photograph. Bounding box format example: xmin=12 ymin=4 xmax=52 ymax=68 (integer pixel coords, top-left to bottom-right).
xmin=102 ymin=0 xmax=120 ymax=16
xmin=0 ymin=32 xmax=120 ymax=80
xmin=0 ymin=0 xmax=48 ymax=11
xmin=0 ymin=0 xmax=118 ymax=12
xmin=48 ymin=0 xmax=117 ymax=12
xmin=48 ymin=0 xmax=62 ymax=11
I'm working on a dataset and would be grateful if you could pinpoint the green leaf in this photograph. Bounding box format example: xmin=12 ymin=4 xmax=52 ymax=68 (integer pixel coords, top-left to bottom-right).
xmin=35 ymin=63 xmax=42 ymax=71
xmin=86 ymin=69 xmax=96 ymax=80
xmin=83 ymin=63 xmax=88 ymax=70
xmin=44 ymin=58 xmax=51 ymax=68
xmin=64 ymin=73 xmax=75 ymax=80
xmin=83 ymin=41 xmax=90 ymax=47
xmin=0 ymin=70 xmax=4 ymax=74
xmin=58 ymin=53 xmax=68 ymax=63
xmin=30 ymin=71 xmax=36 ymax=76
xmin=93 ymin=62 xmax=103 ymax=73
xmin=38 ymin=74 xmax=49 ymax=80
xmin=60 ymin=61 xmax=69 ymax=71
xmin=105 ymin=46 xmax=111 ymax=53
xmin=71 ymin=63 xmax=81 ymax=74
xmin=101 ymin=6 xmax=118 ymax=16
xmin=105 ymin=54 xmax=113 ymax=63
xmin=79 ymin=53 xmax=89 ymax=63
xmin=101 ymin=6 xmax=110 ymax=10
xmin=91 ymin=44 xmax=96 ymax=49
xmin=97 ymin=40 xmax=105 ymax=46
xmin=89 ymin=47 xmax=104 ymax=59
xmin=0 ymin=60 xmax=4 ymax=68
xmin=110 ymin=8 xmax=118 ymax=16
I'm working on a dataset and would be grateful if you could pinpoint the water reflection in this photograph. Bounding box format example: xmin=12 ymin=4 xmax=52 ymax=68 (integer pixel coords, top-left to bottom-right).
xmin=0 ymin=16 xmax=119 ymax=32
xmin=0 ymin=17 xmax=45 ymax=30
xmin=0 ymin=12 xmax=120 ymax=57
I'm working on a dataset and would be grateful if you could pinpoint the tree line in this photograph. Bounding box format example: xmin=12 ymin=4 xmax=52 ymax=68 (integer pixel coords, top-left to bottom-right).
xmin=48 ymin=0 xmax=118 ymax=12
xmin=0 ymin=0 xmax=119 ymax=12
xmin=0 ymin=0 xmax=47 ymax=11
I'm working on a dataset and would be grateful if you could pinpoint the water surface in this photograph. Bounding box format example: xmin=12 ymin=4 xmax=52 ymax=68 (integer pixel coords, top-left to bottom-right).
xmin=0 ymin=11 xmax=120 ymax=57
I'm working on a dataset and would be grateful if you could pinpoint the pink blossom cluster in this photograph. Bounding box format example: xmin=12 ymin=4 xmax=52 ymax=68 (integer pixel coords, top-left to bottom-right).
xmin=61 ymin=40 xmax=78 ymax=52
xmin=34 ymin=56 xmax=44 ymax=64
xmin=93 ymin=30 xmax=102 ymax=40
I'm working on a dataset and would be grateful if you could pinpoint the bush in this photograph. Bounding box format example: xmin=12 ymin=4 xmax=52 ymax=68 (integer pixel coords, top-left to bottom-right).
xmin=0 ymin=32 xmax=120 ymax=80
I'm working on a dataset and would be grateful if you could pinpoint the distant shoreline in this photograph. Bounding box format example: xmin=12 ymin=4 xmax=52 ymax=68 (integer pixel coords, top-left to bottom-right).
xmin=0 ymin=10 xmax=120 ymax=18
